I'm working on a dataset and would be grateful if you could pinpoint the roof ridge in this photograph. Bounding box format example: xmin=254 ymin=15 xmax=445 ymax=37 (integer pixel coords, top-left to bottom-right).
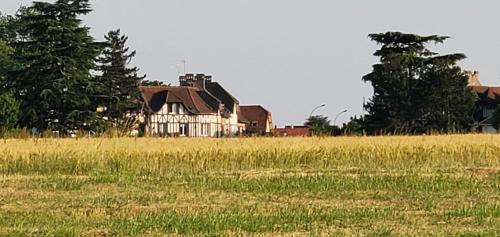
xmin=140 ymin=85 xmax=201 ymax=90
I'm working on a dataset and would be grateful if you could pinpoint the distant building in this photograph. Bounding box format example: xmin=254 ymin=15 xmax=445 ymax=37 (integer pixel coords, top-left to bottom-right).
xmin=273 ymin=125 xmax=311 ymax=137
xmin=180 ymin=73 xmax=246 ymax=135
xmin=470 ymin=86 xmax=500 ymax=133
xmin=140 ymin=73 xmax=270 ymax=137
xmin=140 ymin=86 xmax=223 ymax=137
xmin=239 ymin=105 xmax=273 ymax=135
xmin=467 ymin=70 xmax=500 ymax=133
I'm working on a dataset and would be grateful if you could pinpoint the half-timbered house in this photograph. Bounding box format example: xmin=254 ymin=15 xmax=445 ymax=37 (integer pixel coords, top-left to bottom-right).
xmin=140 ymin=74 xmax=248 ymax=137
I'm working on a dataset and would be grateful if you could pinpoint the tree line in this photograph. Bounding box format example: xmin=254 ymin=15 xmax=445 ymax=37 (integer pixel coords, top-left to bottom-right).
xmin=0 ymin=1 xmax=477 ymax=136
xmin=307 ymin=32 xmax=476 ymax=135
xmin=0 ymin=0 xmax=147 ymax=135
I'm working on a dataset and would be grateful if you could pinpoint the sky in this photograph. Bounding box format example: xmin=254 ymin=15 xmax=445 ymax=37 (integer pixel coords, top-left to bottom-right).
xmin=2 ymin=0 xmax=500 ymax=126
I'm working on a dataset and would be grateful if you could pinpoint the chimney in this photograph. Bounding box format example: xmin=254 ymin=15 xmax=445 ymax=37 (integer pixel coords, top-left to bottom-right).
xmin=179 ymin=73 xmax=211 ymax=89
xmin=466 ymin=70 xmax=482 ymax=86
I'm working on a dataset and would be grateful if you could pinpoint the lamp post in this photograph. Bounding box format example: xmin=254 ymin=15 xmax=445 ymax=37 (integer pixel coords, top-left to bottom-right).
xmin=333 ymin=109 xmax=348 ymax=128
xmin=309 ymin=104 xmax=327 ymax=118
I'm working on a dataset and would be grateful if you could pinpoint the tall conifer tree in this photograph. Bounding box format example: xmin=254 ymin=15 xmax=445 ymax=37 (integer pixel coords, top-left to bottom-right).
xmin=0 ymin=13 xmax=18 ymax=91
xmin=363 ymin=32 xmax=475 ymax=134
xmin=10 ymin=0 xmax=101 ymax=132
xmin=0 ymin=14 xmax=20 ymax=130
xmin=96 ymin=29 xmax=145 ymax=127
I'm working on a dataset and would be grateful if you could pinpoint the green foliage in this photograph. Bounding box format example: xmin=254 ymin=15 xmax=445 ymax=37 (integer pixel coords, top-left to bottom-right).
xmin=363 ymin=32 xmax=476 ymax=134
xmin=95 ymin=29 xmax=145 ymax=129
xmin=0 ymin=14 xmax=19 ymax=91
xmin=0 ymin=16 xmax=20 ymax=130
xmin=0 ymin=40 xmax=14 ymax=77
xmin=342 ymin=116 xmax=365 ymax=135
xmin=9 ymin=0 xmax=102 ymax=132
xmin=141 ymin=80 xmax=165 ymax=86
xmin=0 ymin=92 xmax=19 ymax=130
xmin=1 ymin=4 xmax=147 ymax=135
xmin=0 ymin=12 xmax=17 ymax=44
xmin=305 ymin=115 xmax=332 ymax=136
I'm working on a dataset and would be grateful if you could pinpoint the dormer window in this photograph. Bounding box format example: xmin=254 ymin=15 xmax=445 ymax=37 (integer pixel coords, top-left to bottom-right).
xmin=168 ymin=103 xmax=179 ymax=114
xmin=178 ymin=104 xmax=184 ymax=114
xmin=168 ymin=103 xmax=185 ymax=114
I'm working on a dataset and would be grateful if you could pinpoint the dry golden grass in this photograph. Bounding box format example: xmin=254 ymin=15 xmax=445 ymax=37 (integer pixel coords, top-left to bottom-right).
xmin=0 ymin=135 xmax=499 ymax=236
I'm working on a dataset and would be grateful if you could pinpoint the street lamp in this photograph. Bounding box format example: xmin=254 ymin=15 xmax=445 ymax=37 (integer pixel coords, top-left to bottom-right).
xmin=309 ymin=104 xmax=327 ymax=118
xmin=333 ymin=109 xmax=348 ymax=128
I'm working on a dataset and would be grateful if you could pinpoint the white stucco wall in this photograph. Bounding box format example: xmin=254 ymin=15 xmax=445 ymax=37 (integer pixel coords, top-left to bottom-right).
xmin=220 ymin=104 xmax=241 ymax=136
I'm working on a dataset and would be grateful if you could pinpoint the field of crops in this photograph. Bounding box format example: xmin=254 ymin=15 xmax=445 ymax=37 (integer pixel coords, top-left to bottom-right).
xmin=0 ymin=135 xmax=499 ymax=236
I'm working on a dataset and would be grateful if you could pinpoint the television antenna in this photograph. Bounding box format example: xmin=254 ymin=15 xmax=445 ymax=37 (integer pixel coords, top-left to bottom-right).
xmin=174 ymin=59 xmax=187 ymax=76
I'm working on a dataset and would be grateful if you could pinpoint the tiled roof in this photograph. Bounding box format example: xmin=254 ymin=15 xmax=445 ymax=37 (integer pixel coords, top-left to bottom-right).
xmin=470 ymin=86 xmax=500 ymax=101
xmin=240 ymin=105 xmax=270 ymax=121
xmin=273 ymin=127 xmax=311 ymax=137
xmin=140 ymin=87 xmax=169 ymax=112
xmin=239 ymin=105 xmax=272 ymax=133
xmin=205 ymin=82 xmax=238 ymax=113
xmin=140 ymin=86 xmax=218 ymax=114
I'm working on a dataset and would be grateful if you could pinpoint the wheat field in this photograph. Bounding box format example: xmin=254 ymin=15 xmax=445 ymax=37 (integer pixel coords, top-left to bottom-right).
xmin=0 ymin=135 xmax=499 ymax=236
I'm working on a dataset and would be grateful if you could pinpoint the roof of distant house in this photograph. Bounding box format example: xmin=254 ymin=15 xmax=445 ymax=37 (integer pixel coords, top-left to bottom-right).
xmin=239 ymin=105 xmax=271 ymax=121
xmin=273 ymin=126 xmax=311 ymax=137
xmin=140 ymin=86 xmax=218 ymax=114
xmin=470 ymin=86 xmax=500 ymax=101
xmin=179 ymin=73 xmax=239 ymax=114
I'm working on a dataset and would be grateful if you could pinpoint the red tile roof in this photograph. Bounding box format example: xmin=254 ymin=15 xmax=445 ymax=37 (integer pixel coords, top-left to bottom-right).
xmin=273 ymin=127 xmax=311 ymax=137
xmin=239 ymin=105 xmax=272 ymax=133
xmin=470 ymin=86 xmax=500 ymax=100
xmin=140 ymin=86 xmax=218 ymax=114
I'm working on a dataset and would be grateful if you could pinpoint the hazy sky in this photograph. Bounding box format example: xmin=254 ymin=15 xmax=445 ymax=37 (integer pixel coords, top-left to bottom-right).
xmin=2 ymin=1 xmax=500 ymax=126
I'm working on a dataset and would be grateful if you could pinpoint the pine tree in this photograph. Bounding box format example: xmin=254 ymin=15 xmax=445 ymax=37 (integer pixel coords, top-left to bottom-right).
xmin=0 ymin=92 xmax=19 ymax=130
xmin=0 ymin=13 xmax=17 ymax=90
xmin=96 ymin=29 xmax=145 ymax=127
xmin=9 ymin=0 xmax=102 ymax=132
xmin=0 ymin=14 xmax=21 ymax=130
xmin=363 ymin=32 xmax=475 ymax=134
xmin=420 ymin=58 xmax=476 ymax=132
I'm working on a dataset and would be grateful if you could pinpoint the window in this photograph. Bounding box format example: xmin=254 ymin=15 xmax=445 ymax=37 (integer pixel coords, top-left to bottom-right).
xmin=251 ymin=121 xmax=259 ymax=127
xmin=167 ymin=103 xmax=173 ymax=113
xmin=171 ymin=103 xmax=177 ymax=114
xmin=201 ymin=123 xmax=209 ymax=136
xmin=179 ymin=123 xmax=189 ymax=136
xmin=178 ymin=104 xmax=184 ymax=114
xmin=159 ymin=123 xmax=168 ymax=136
